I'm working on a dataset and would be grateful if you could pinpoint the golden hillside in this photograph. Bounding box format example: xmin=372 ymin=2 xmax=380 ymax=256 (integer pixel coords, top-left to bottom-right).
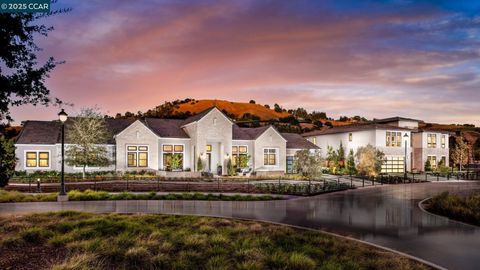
xmin=172 ymin=99 xmax=290 ymax=120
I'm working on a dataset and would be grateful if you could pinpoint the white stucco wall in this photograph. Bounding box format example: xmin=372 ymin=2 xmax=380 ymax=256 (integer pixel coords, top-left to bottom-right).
xmin=115 ymin=120 xmax=159 ymax=171
xmin=253 ymin=127 xmax=286 ymax=173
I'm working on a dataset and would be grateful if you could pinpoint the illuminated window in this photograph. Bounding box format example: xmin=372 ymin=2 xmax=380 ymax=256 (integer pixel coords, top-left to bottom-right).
xmin=26 ymin=152 xmax=37 ymax=167
xmin=386 ymin=132 xmax=402 ymax=147
xmin=26 ymin=151 xmax=49 ymax=168
xmin=163 ymin=144 xmax=184 ymax=170
xmin=206 ymin=144 xmax=212 ymax=152
xmin=127 ymin=145 xmax=148 ymax=167
xmin=38 ymin=152 xmax=49 ymax=167
xmin=441 ymin=135 xmax=446 ymax=148
xmin=312 ymin=137 xmax=317 ymax=145
xmin=348 ymin=133 xmax=352 ymax=142
xmin=263 ymin=148 xmax=277 ymax=166
xmin=427 ymin=134 xmax=437 ymax=148
xmin=232 ymin=146 xmax=248 ymax=168
xmin=428 ymin=156 xmax=437 ymax=169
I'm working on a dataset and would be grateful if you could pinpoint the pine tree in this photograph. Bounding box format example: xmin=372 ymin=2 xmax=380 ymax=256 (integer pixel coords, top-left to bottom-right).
xmin=346 ymin=149 xmax=357 ymax=175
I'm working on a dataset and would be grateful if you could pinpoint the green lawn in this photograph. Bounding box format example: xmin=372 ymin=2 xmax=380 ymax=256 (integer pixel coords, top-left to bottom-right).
xmin=0 ymin=212 xmax=430 ymax=270
xmin=0 ymin=189 xmax=281 ymax=203
xmin=425 ymin=191 xmax=480 ymax=226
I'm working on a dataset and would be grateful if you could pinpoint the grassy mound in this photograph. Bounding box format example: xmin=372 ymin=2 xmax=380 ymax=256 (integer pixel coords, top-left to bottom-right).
xmin=0 ymin=212 xmax=431 ymax=270
xmin=426 ymin=191 xmax=480 ymax=226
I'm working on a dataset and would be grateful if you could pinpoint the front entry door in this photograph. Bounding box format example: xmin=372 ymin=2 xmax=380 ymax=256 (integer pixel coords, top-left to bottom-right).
xmin=206 ymin=153 xmax=212 ymax=172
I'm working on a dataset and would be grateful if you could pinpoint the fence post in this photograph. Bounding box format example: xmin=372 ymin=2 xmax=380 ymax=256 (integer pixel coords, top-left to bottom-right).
xmin=425 ymin=173 xmax=427 ymax=182
xmin=350 ymin=174 xmax=353 ymax=188
xmin=218 ymin=178 xmax=220 ymax=192
xmin=247 ymin=178 xmax=250 ymax=193
xmin=157 ymin=177 xmax=160 ymax=192
xmin=437 ymin=174 xmax=439 ymax=182
xmin=362 ymin=176 xmax=364 ymax=187
xmin=337 ymin=176 xmax=340 ymax=184
xmin=126 ymin=178 xmax=129 ymax=191
xmin=412 ymin=173 xmax=415 ymax=183
xmin=29 ymin=178 xmax=32 ymax=193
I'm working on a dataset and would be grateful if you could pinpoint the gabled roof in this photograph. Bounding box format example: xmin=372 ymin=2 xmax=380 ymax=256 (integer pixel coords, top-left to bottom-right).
xmin=182 ymin=106 xmax=233 ymax=126
xmin=145 ymin=118 xmax=189 ymax=138
xmin=302 ymin=123 xmax=413 ymax=137
xmin=15 ymin=118 xmax=136 ymax=144
xmin=374 ymin=117 xmax=423 ymax=124
xmin=281 ymin=133 xmax=319 ymax=149
xmin=232 ymin=125 xmax=286 ymax=141
xmin=15 ymin=121 xmax=62 ymax=144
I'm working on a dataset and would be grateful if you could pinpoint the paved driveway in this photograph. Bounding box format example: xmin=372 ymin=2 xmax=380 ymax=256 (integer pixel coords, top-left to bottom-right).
xmin=1 ymin=182 xmax=479 ymax=270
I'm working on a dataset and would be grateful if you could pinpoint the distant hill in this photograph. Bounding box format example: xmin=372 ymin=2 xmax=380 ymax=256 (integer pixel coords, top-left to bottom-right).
xmin=172 ymin=99 xmax=289 ymax=121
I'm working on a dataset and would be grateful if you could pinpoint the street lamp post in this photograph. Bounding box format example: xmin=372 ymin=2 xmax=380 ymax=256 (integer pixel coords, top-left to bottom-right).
xmin=404 ymin=133 xmax=409 ymax=181
xmin=58 ymin=109 xmax=68 ymax=200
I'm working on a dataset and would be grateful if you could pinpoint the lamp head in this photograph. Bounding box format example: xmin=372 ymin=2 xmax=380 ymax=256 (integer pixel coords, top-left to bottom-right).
xmin=58 ymin=109 xmax=68 ymax=123
xmin=403 ymin=133 xmax=409 ymax=138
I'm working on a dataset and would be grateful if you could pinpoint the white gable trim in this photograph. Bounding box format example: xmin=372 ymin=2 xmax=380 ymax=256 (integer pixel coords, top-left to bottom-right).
xmin=114 ymin=120 xmax=159 ymax=139
xmin=182 ymin=107 xmax=233 ymax=128
xmin=256 ymin=126 xmax=287 ymax=142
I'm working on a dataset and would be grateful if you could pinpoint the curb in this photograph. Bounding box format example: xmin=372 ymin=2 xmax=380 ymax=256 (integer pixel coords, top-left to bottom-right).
xmin=418 ymin=197 xmax=479 ymax=229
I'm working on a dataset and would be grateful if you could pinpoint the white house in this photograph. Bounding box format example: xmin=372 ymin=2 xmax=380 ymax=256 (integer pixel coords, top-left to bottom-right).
xmin=302 ymin=117 xmax=450 ymax=173
xmin=14 ymin=107 xmax=318 ymax=176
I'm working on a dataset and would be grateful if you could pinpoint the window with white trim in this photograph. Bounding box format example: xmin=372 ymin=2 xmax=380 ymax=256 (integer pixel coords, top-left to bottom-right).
xmin=441 ymin=135 xmax=446 ymax=148
xmin=427 ymin=134 xmax=437 ymax=148
xmin=428 ymin=156 xmax=437 ymax=169
xmin=232 ymin=146 xmax=248 ymax=168
xmin=127 ymin=146 xmax=148 ymax=167
xmin=263 ymin=148 xmax=277 ymax=166
xmin=386 ymin=131 xmax=402 ymax=147
xmin=26 ymin=151 xmax=49 ymax=168
xmin=162 ymin=144 xmax=184 ymax=170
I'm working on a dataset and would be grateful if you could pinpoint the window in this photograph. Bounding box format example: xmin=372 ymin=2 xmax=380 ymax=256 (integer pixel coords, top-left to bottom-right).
xmin=349 ymin=133 xmax=352 ymax=142
xmin=263 ymin=148 xmax=277 ymax=166
xmin=386 ymin=132 xmax=402 ymax=147
xmin=162 ymin=144 xmax=184 ymax=170
xmin=206 ymin=144 xmax=212 ymax=152
xmin=441 ymin=135 xmax=446 ymax=148
xmin=39 ymin=152 xmax=49 ymax=167
xmin=381 ymin=156 xmax=404 ymax=173
xmin=232 ymin=145 xmax=248 ymax=168
xmin=427 ymin=134 xmax=437 ymax=148
xmin=428 ymin=156 xmax=437 ymax=169
xmin=127 ymin=146 xmax=148 ymax=167
xmin=440 ymin=156 xmax=446 ymax=166
xmin=312 ymin=137 xmax=317 ymax=145
xmin=26 ymin=151 xmax=49 ymax=168
xmin=286 ymin=156 xmax=295 ymax=174
xmin=26 ymin=152 xmax=37 ymax=167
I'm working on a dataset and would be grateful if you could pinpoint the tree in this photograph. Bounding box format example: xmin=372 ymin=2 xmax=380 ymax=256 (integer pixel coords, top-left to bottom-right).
xmin=292 ymin=150 xmax=322 ymax=183
xmin=337 ymin=142 xmax=345 ymax=167
xmin=451 ymin=136 xmax=469 ymax=170
xmin=249 ymin=100 xmax=256 ymax=104
xmin=355 ymin=145 xmax=385 ymax=177
xmin=0 ymin=7 xmax=69 ymax=123
xmin=0 ymin=135 xmax=16 ymax=187
xmin=196 ymin=156 xmax=204 ymax=172
xmin=424 ymin=159 xmax=432 ymax=172
xmin=346 ymin=149 xmax=357 ymax=175
xmin=65 ymin=108 xmax=112 ymax=178
xmin=227 ymin=158 xmax=235 ymax=176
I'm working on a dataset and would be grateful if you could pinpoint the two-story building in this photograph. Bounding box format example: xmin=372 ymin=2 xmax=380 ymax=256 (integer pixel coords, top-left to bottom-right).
xmin=302 ymin=117 xmax=449 ymax=173
xmin=14 ymin=107 xmax=318 ymax=176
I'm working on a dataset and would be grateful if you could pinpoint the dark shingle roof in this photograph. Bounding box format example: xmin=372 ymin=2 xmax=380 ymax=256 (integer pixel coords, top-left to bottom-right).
xmin=145 ymin=118 xmax=189 ymax=138
xmin=281 ymin=133 xmax=319 ymax=149
xmin=302 ymin=123 xmax=413 ymax=137
xmin=232 ymin=125 xmax=273 ymax=140
xmin=374 ymin=117 xmax=423 ymax=124
xmin=15 ymin=121 xmax=62 ymax=144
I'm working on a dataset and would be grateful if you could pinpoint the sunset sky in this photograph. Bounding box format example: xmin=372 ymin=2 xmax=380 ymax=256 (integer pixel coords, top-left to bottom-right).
xmin=10 ymin=0 xmax=480 ymax=125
